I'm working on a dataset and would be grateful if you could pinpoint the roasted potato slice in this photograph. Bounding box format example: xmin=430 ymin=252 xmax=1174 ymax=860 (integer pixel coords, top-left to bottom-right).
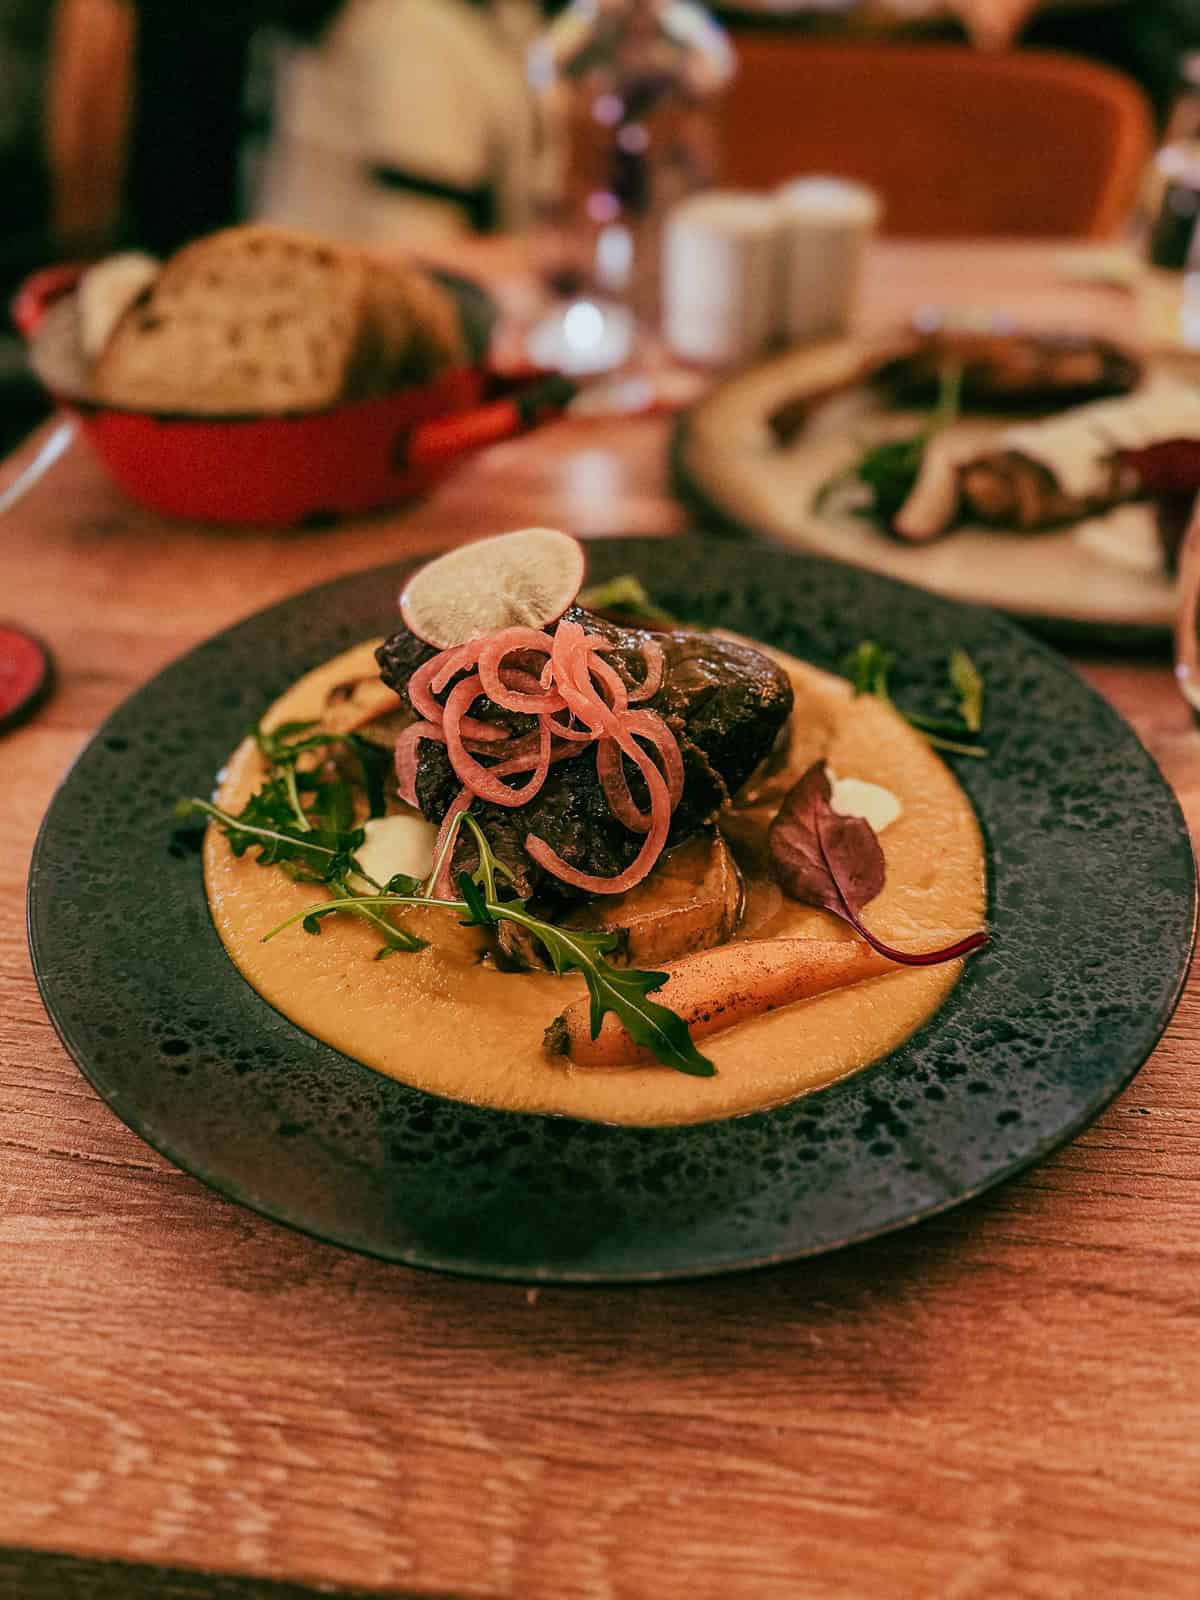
xmin=315 ymin=672 xmax=405 ymax=736
xmin=495 ymin=829 xmax=744 ymax=971
xmin=563 ymin=829 xmax=743 ymax=967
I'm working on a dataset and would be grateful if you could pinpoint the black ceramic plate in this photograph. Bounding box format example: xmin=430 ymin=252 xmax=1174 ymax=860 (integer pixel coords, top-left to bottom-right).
xmin=27 ymin=539 xmax=1196 ymax=1281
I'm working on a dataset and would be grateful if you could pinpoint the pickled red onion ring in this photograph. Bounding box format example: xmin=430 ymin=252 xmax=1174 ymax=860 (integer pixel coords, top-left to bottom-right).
xmin=408 ymin=649 xmax=463 ymax=721
xmin=594 ymin=711 xmax=684 ymax=832
xmin=545 ymin=710 xmax=596 ymax=743
xmin=526 ymin=734 xmax=671 ymax=895
xmin=394 ymin=720 xmax=508 ymax=807
xmin=490 ymin=721 xmax=552 ymax=790
xmin=432 ymin=787 xmax=473 ymax=897
xmin=443 ymin=674 xmax=549 ymax=807
xmin=586 ymin=653 xmax=630 ymax=715
xmin=628 ymin=638 xmax=665 ymax=703
xmin=625 ymin=709 xmax=685 ymax=808
xmin=399 ymin=616 xmax=684 ymax=896
xmin=394 ymin=720 xmax=442 ymax=808
xmin=477 ymin=628 xmax=561 ymax=713
xmin=596 ymin=736 xmax=650 ymax=832
xmin=430 ymin=644 xmax=479 ymax=696
xmin=483 ymin=725 xmax=587 ymax=765
xmin=499 ymin=666 xmax=554 ymax=698
xmin=550 ymin=622 xmax=626 ymax=739
xmin=406 ymin=646 xmax=509 ymax=743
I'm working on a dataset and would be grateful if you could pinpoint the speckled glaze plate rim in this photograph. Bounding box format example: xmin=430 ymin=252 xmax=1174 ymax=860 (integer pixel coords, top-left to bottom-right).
xmin=26 ymin=538 xmax=1198 ymax=1282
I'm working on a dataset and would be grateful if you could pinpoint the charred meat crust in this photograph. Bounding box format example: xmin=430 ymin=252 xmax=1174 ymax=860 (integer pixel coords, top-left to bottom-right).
xmin=375 ymin=607 xmax=794 ymax=906
xmin=875 ymin=330 xmax=1140 ymax=411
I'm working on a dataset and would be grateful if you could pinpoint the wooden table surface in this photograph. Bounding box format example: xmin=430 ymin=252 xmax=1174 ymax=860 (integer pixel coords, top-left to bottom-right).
xmin=3 ymin=241 xmax=1199 ymax=1599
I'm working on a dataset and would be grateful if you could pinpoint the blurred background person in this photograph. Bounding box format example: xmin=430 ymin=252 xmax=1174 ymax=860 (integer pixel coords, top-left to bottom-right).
xmin=0 ymin=0 xmax=77 ymax=447
xmin=26 ymin=0 xmax=1200 ymax=268
xmin=48 ymin=1 xmax=335 ymax=256
xmin=251 ymin=0 xmax=539 ymax=243
xmin=41 ymin=0 xmax=539 ymax=257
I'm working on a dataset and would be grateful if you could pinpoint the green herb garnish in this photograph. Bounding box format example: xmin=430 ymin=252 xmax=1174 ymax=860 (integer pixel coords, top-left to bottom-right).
xmin=176 ymin=718 xmax=425 ymax=954
xmin=577 ymin=574 xmax=682 ymax=629
xmin=179 ymin=742 xmax=714 ymax=1076
xmin=265 ymin=815 xmax=717 ymax=1077
xmin=844 ymin=640 xmax=986 ymax=758
xmin=818 ymin=361 xmax=963 ymax=527
xmin=949 ymin=647 xmax=984 ymax=734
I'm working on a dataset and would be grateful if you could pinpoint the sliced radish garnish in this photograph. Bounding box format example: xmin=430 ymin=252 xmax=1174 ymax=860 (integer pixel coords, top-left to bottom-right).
xmin=399 ymin=528 xmax=586 ymax=649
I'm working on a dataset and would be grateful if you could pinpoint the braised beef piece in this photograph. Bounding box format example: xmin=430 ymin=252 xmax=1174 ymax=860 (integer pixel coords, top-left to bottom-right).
xmin=375 ymin=607 xmax=793 ymax=908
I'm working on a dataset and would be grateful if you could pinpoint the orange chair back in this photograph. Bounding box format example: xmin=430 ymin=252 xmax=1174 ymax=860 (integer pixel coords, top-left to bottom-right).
xmin=720 ymin=41 xmax=1153 ymax=238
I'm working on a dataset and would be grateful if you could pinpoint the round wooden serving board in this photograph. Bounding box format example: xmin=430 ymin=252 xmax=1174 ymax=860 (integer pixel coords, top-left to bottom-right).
xmin=674 ymin=339 xmax=1181 ymax=638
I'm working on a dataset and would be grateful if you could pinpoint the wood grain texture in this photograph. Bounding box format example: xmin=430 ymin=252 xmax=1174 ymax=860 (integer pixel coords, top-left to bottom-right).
xmin=2 ymin=241 xmax=1199 ymax=1599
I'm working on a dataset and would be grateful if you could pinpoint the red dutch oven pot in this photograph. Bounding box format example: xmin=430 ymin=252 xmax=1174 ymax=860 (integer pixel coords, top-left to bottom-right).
xmin=13 ymin=263 xmax=575 ymax=527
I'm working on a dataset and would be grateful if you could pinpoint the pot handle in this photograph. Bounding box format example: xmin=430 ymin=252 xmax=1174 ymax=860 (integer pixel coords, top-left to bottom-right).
xmin=404 ymin=371 xmax=577 ymax=470
xmin=12 ymin=262 xmax=89 ymax=340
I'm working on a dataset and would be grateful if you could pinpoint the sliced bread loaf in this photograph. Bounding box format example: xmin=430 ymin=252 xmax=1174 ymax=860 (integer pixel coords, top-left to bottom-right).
xmin=353 ymin=254 xmax=468 ymax=396
xmin=93 ymin=225 xmax=369 ymax=415
xmin=78 ymin=252 xmax=160 ymax=365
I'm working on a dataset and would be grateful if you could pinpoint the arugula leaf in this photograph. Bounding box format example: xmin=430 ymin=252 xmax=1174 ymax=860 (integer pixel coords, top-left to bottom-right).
xmin=579 ymin=956 xmax=714 ymax=1078
xmin=577 ymin=574 xmax=682 ymax=629
xmin=252 ymin=809 xmax=715 ymax=1077
xmin=254 ymin=719 xmax=393 ymax=822
xmin=180 ymin=715 xmax=427 ymax=950
xmin=267 ymin=880 xmax=716 ymax=1078
xmin=176 ymin=795 xmax=425 ymax=949
xmin=843 ymin=640 xmax=987 ymax=759
xmin=176 ymin=796 xmax=363 ymax=875
xmin=854 ymin=437 xmax=928 ymax=526
xmin=949 ymin=648 xmax=984 ymax=734
xmin=384 ymin=872 xmax=424 ymax=895
xmin=457 ymin=868 xmax=492 ymax=928
xmin=185 ymin=720 xmax=715 ymax=1076
xmin=455 ymin=820 xmax=714 ymax=1076
xmin=292 ymin=885 xmax=426 ymax=954
xmin=254 ymin=721 xmax=328 ymax=764
xmin=459 ymin=814 xmax=516 ymax=903
xmin=844 ymin=640 xmax=895 ymax=702
xmin=349 ymin=733 xmax=393 ymax=820
xmin=311 ymin=774 xmax=357 ymax=834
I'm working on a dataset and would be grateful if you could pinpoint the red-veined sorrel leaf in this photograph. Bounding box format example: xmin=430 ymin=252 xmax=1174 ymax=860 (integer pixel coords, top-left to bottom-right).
xmin=767 ymin=762 xmax=988 ymax=967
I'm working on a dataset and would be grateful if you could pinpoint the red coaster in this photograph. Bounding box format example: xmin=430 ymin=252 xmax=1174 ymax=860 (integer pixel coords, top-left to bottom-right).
xmin=0 ymin=624 xmax=53 ymax=734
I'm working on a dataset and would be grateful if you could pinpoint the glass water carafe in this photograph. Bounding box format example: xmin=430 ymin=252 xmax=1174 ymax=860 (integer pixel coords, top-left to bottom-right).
xmin=527 ymin=0 xmax=734 ymax=373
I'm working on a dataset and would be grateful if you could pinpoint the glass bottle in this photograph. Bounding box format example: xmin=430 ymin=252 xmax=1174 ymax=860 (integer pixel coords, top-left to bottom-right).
xmin=527 ymin=0 xmax=734 ymax=375
xmin=1141 ymin=53 xmax=1200 ymax=270
xmin=1133 ymin=55 xmax=1200 ymax=351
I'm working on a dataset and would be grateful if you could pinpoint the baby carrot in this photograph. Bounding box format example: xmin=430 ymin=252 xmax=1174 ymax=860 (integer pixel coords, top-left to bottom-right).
xmin=544 ymin=938 xmax=898 ymax=1068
